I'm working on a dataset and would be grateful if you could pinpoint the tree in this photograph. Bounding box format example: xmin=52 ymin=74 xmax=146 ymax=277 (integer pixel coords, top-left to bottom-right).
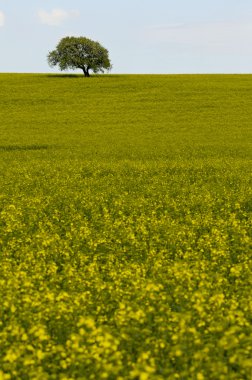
xmin=47 ymin=36 xmax=112 ymax=77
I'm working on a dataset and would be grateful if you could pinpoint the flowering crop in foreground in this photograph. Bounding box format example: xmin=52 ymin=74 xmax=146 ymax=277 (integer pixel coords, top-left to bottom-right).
xmin=0 ymin=74 xmax=251 ymax=379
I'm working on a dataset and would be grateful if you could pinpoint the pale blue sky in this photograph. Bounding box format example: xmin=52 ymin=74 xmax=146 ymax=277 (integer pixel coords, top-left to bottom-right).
xmin=0 ymin=0 xmax=252 ymax=73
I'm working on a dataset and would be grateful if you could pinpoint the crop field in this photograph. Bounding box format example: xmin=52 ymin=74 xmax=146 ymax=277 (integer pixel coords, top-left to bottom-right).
xmin=0 ymin=73 xmax=251 ymax=379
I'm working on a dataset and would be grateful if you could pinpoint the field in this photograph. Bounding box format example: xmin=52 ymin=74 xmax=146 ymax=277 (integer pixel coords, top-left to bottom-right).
xmin=0 ymin=73 xmax=251 ymax=380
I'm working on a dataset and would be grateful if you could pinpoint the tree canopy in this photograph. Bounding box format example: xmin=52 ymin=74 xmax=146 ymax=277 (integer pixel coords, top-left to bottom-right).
xmin=48 ymin=36 xmax=112 ymax=77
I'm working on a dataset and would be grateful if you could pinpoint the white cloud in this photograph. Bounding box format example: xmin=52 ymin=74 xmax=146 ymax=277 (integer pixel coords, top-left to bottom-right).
xmin=146 ymin=21 xmax=252 ymax=53
xmin=38 ymin=9 xmax=79 ymax=26
xmin=0 ymin=11 xmax=5 ymax=27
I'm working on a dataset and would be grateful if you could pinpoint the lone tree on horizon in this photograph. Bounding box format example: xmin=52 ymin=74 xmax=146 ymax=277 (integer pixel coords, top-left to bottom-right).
xmin=48 ymin=36 xmax=112 ymax=77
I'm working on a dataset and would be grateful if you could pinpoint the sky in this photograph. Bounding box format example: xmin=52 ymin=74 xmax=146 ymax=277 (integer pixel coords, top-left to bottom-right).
xmin=0 ymin=0 xmax=252 ymax=74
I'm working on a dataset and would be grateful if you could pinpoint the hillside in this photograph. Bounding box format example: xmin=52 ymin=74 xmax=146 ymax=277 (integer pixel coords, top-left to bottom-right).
xmin=0 ymin=74 xmax=251 ymax=379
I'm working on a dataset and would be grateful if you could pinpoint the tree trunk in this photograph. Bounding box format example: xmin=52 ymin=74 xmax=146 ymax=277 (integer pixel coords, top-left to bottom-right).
xmin=82 ymin=67 xmax=90 ymax=77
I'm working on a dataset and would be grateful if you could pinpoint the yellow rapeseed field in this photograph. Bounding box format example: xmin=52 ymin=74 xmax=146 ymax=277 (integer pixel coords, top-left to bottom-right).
xmin=0 ymin=74 xmax=251 ymax=379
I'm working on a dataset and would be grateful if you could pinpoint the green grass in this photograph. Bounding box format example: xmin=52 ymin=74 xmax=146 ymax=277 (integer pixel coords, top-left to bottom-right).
xmin=0 ymin=73 xmax=251 ymax=380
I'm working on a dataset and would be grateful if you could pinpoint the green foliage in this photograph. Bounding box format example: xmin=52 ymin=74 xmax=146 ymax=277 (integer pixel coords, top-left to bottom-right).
xmin=0 ymin=74 xmax=251 ymax=379
xmin=48 ymin=36 xmax=112 ymax=76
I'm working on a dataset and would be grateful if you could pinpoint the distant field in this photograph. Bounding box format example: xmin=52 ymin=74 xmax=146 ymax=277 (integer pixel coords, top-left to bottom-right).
xmin=0 ymin=74 xmax=251 ymax=379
